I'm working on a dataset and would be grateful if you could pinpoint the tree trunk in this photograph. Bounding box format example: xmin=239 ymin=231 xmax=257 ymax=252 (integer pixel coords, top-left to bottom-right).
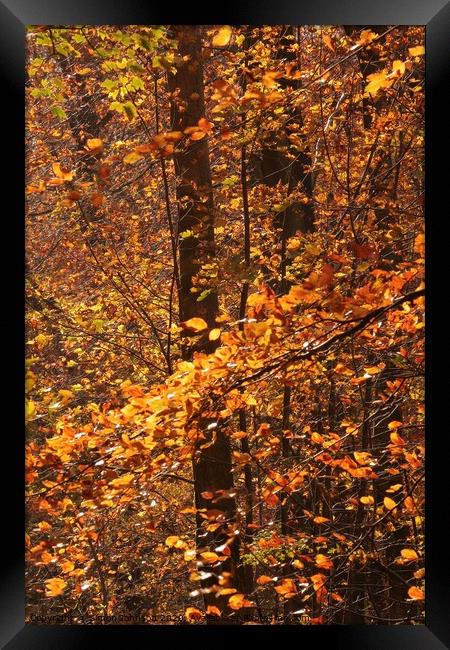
xmin=168 ymin=25 xmax=241 ymax=622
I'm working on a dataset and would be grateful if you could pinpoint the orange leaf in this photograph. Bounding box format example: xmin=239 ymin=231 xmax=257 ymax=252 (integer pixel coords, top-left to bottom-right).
xmin=408 ymin=586 xmax=424 ymax=601
xmin=275 ymin=578 xmax=297 ymax=596
xmin=264 ymin=492 xmax=280 ymax=508
xmin=86 ymin=138 xmax=103 ymax=152
xmin=313 ymin=516 xmax=330 ymax=524
xmin=257 ymin=575 xmax=273 ymax=585
xmin=60 ymin=560 xmax=75 ymax=574
xmin=52 ymin=163 xmax=73 ymax=181
xmin=315 ymin=554 xmax=333 ymax=570
xmin=185 ymin=607 xmax=204 ymax=622
xmin=45 ymin=577 xmax=66 ymax=597
xmin=206 ymin=605 xmax=221 ymax=617
xmin=198 ymin=117 xmax=213 ymax=134
xmin=190 ymin=130 xmax=206 ymax=141
xmin=181 ymin=317 xmax=208 ymax=332
xmin=401 ymin=549 xmax=419 ymax=562
xmin=390 ymin=431 xmax=406 ymax=446
xmin=323 ymin=34 xmax=335 ymax=51
xmin=228 ymin=593 xmax=254 ymax=609
xmin=384 ymin=497 xmax=397 ymax=511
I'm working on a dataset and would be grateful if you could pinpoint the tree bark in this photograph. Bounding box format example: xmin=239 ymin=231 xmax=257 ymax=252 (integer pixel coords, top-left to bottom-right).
xmin=168 ymin=25 xmax=241 ymax=622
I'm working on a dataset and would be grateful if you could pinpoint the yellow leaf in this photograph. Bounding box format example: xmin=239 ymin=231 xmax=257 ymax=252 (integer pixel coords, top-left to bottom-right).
xmin=212 ymin=26 xmax=232 ymax=47
xmin=58 ymin=389 xmax=74 ymax=404
xmin=86 ymin=138 xmax=103 ymax=152
xmin=209 ymin=328 xmax=221 ymax=341
xmin=184 ymin=549 xmax=196 ymax=561
xmin=391 ymin=60 xmax=406 ymax=76
xmin=384 ymin=497 xmax=397 ymax=511
xmin=181 ymin=317 xmax=208 ymax=332
xmin=228 ymin=593 xmax=254 ymax=609
xmin=358 ymin=29 xmax=377 ymax=46
xmin=110 ymin=473 xmax=134 ymax=488
xmin=401 ymin=549 xmax=419 ymax=562
xmin=365 ymin=70 xmax=391 ymax=96
xmin=45 ymin=577 xmax=66 ymax=597
xmin=409 ymin=45 xmax=425 ymax=56
xmin=360 ymin=495 xmax=374 ymax=505
xmin=408 ymin=586 xmax=424 ymax=600
xmin=363 ymin=365 xmax=382 ymax=375
xmin=123 ymin=151 xmax=144 ymax=164
xmin=200 ymin=551 xmax=219 ymax=564
xmin=25 ymin=399 xmax=36 ymax=421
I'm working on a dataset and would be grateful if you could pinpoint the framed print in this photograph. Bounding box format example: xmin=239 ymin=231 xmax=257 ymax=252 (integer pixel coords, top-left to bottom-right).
xmin=1 ymin=0 xmax=449 ymax=647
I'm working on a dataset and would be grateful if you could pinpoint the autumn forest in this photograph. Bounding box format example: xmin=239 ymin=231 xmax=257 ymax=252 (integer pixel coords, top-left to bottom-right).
xmin=25 ymin=25 xmax=425 ymax=625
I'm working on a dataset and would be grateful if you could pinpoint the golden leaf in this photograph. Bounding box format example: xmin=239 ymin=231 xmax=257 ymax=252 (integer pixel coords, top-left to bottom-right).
xmin=86 ymin=138 xmax=103 ymax=152
xmin=209 ymin=328 xmax=221 ymax=341
xmin=228 ymin=593 xmax=255 ymax=609
xmin=45 ymin=577 xmax=66 ymax=597
xmin=409 ymin=45 xmax=425 ymax=56
xmin=185 ymin=607 xmax=203 ymax=622
xmin=315 ymin=554 xmax=333 ymax=570
xmin=212 ymin=26 xmax=232 ymax=47
xmin=181 ymin=317 xmax=208 ymax=332
xmin=401 ymin=549 xmax=419 ymax=562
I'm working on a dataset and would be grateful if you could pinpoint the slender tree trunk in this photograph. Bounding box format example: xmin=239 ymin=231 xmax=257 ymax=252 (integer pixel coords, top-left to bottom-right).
xmin=168 ymin=25 xmax=241 ymax=622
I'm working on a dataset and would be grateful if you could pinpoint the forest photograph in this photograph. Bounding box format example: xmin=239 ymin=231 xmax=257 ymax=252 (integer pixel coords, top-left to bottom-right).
xmin=25 ymin=24 xmax=425 ymax=625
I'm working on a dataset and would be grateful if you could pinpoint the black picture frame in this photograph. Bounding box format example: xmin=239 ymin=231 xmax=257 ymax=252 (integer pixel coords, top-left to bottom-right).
xmin=2 ymin=0 xmax=448 ymax=646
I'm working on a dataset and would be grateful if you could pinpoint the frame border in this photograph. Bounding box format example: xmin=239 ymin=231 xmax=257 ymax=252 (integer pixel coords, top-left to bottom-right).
xmin=2 ymin=1 xmax=448 ymax=646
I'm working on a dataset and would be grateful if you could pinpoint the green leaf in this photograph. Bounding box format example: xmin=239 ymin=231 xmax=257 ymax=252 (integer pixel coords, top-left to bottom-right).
xmin=130 ymin=76 xmax=145 ymax=91
xmin=197 ymin=289 xmax=212 ymax=302
xmin=51 ymin=106 xmax=67 ymax=120
xmin=101 ymin=79 xmax=117 ymax=91
xmin=109 ymin=101 xmax=124 ymax=114
xmin=123 ymin=101 xmax=137 ymax=121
